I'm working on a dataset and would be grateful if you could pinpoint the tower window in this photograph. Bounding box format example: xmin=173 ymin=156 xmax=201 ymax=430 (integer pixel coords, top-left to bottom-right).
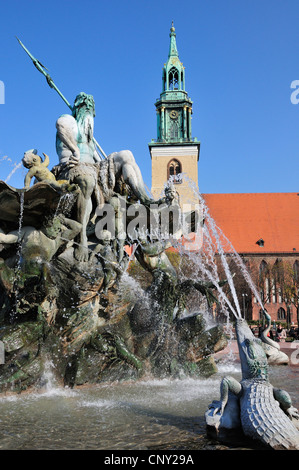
xmin=170 ymin=121 xmax=179 ymax=140
xmin=167 ymin=159 xmax=182 ymax=184
xmin=168 ymin=67 xmax=179 ymax=90
xmin=162 ymin=69 xmax=168 ymax=92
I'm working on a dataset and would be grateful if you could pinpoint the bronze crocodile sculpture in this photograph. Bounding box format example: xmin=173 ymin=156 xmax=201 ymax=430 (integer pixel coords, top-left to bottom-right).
xmin=206 ymin=317 xmax=299 ymax=450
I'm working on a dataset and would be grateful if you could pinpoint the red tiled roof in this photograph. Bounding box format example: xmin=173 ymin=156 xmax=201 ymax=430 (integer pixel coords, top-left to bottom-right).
xmin=202 ymin=193 xmax=299 ymax=254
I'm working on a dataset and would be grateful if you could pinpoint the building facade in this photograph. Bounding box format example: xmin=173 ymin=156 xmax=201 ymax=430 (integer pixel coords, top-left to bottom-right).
xmin=204 ymin=193 xmax=299 ymax=324
xmin=150 ymin=26 xmax=299 ymax=325
xmin=149 ymin=23 xmax=200 ymax=209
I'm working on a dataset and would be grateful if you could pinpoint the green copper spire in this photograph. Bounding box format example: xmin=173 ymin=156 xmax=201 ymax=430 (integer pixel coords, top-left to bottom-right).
xmin=168 ymin=21 xmax=179 ymax=58
xmin=150 ymin=23 xmax=197 ymax=144
xmin=163 ymin=21 xmax=185 ymax=93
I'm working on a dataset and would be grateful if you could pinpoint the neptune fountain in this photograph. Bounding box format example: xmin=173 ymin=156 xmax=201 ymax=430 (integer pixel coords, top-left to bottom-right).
xmin=0 ymin=91 xmax=228 ymax=393
xmin=0 ymin=40 xmax=298 ymax=451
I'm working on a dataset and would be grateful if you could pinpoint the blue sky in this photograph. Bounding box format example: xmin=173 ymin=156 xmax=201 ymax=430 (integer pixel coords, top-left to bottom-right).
xmin=0 ymin=0 xmax=298 ymax=194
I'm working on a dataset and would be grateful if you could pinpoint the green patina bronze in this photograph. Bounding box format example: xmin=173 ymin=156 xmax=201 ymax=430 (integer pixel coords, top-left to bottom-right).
xmin=206 ymin=314 xmax=299 ymax=450
xmin=149 ymin=22 xmax=197 ymax=145
xmin=16 ymin=37 xmax=107 ymax=160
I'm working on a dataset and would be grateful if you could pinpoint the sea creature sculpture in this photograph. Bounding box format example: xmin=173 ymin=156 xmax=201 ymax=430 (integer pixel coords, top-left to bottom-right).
xmin=0 ymin=214 xmax=82 ymax=265
xmin=205 ymin=316 xmax=299 ymax=450
xmin=259 ymin=310 xmax=289 ymax=364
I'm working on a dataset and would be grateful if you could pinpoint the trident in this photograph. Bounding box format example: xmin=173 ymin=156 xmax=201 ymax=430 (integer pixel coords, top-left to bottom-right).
xmin=16 ymin=37 xmax=107 ymax=160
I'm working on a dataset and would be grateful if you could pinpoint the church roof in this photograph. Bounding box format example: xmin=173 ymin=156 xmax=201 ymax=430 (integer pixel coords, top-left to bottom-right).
xmin=202 ymin=192 xmax=299 ymax=254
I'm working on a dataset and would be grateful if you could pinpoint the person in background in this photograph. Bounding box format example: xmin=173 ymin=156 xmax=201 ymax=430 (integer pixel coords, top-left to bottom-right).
xmin=276 ymin=323 xmax=286 ymax=342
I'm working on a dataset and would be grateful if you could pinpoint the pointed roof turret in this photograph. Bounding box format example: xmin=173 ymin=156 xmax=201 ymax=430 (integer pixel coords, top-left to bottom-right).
xmin=168 ymin=21 xmax=179 ymax=58
xmin=149 ymin=23 xmax=199 ymax=147
xmin=162 ymin=22 xmax=186 ymax=95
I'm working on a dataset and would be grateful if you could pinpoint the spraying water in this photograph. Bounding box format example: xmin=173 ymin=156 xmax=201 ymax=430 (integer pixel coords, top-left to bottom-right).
xmin=54 ymin=192 xmax=76 ymax=217
xmin=199 ymin=193 xmax=264 ymax=312
xmin=200 ymin=197 xmax=242 ymax=318
xmin=4 ymin=161 xmax=23 ymax=184
xmin=17 ymin=192 xmax=24 ymax=248
xmin=172 ymin=175 xmax=265 ymax=322
xmin=12 ymin=192 xmax=25 ymax=320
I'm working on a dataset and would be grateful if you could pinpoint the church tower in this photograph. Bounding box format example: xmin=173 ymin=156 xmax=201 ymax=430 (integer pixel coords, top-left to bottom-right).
xmin=149 ymin=23 xmax=200 ymax=208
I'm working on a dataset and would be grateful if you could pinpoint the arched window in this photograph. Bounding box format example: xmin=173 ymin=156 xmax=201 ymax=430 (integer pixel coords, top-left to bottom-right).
xmin=273 ymin=259 xmax=284 ymax=283
xmin=168 ymin=67 xmax=179 ymax=90
xmin=170 ymin=120 xmax=179 ymax=140
xmin=259 ymin=260 xmax=268 ymax=276
xmin=162 ymin=69 xmax=166 ymax=91
xmin=259 ymin=261 xmax=270 ymax=303
xmin=277 ymin=307 xmax=286 ymax=321
xmin=294 ymin=260 xmax=299 ymax=283
xmin=259 ymin=309 xmax=264 ymax=321
xmin=272 ymin=259 xmax=284 ymax=304
xmin=167 ymin=159 xmax=182 ymax=184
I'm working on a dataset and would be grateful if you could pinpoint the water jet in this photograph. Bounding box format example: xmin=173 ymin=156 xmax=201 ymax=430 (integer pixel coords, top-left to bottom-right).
xmin=0 ymin=92 xmax=297 ymax=452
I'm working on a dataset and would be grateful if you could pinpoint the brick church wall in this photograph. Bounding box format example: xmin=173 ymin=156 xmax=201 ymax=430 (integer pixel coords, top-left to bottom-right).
xmin=242 ymin=254 xmax=299 ymax=324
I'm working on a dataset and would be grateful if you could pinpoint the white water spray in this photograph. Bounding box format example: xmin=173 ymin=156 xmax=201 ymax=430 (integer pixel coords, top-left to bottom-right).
xmin=199 ymin=195 xmax=242 ymax=318
xmin=12 ymin=192 xmax=25 ymax=318
xmin=4 ymin=161 xmax=23 ymax=184
xmin=174 ymin=175 xmax=265 ymax=321
xmin=54 ymin=192 xmax=75 ymax=217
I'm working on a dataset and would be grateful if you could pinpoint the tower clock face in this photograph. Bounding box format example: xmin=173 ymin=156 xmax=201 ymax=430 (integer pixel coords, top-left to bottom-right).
xmin=169 ymin=109 xmax=179 ymax=120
